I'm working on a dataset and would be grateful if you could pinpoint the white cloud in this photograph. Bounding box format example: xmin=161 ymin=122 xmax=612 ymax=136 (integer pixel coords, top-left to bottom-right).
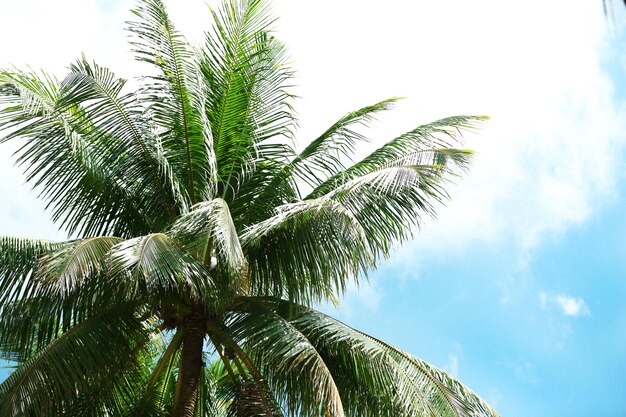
xmin=0 ymin=0 xmax=624 ymax=262
xmin=538 ymin=292 xmax=590 ymax=317
xmin=321 ymin=0 xmax=626 ymax=269
xmin=554 ymin=295 xmax=590 ymax=317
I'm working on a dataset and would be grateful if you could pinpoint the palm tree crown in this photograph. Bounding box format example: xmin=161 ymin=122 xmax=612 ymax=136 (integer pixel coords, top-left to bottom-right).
xmin=0 ymin=0 xmax=497 ymax=416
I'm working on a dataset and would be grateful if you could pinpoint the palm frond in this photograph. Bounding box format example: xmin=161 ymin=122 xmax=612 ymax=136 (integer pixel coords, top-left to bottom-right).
xmin=303 ymin=116 xmax=484 ymax=258
xmin=107 ymin=233 xmax=213 ymax=302
xmin=0 ymin=236 xmax=64 ymax=304
xmin=0 ymin=236 xmax=144 ymax=364
xmin=309 ymin=115 xmax=485 ymax=199
xmin=0 ymin=69 xmax=157 ymax=237
xmin=0 ymin=305 xmax=150 ymax=417
xmin=169 ymin=199 xmax=245 ymax=287
xmin=290 ymin=97 xmax=401 ymax=188
xmin=56 ymin=322 xmax=166 ymax=417
xmin=226 ymin=145 xmax=297 ymax=228
xmin=328 ymin=164 xmax=455 ymax=257
xmin=265 ymin=299 xmax=499 ymax=417
xmin=58 ymin=57 xmax=183 ymax=220
xmin=0 ymin=237 xmax=125 ymax=361
xmin=238 ymin=98 xmax=400 ymax=226
xmin=241 ymin=198 xmax=371 ymax=304
xmin=129 ymin=0 xmax=217 ymax=204
xmin=124 ymin=330 xmax=183 ymax=417
xmin=202 ymin=360 xmax=232 ymax=417
xmin=36 ymin=236 xmax=122 ymax=297
xmin=200 ymin=0 xmax=295 ymax=200
xmin=227 ymin=300 xmax=344 ymax=417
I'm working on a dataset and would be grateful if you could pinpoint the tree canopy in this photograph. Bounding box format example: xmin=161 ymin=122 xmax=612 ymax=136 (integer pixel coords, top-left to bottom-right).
xmin=0 ymin=0 xmax=498 ymax=416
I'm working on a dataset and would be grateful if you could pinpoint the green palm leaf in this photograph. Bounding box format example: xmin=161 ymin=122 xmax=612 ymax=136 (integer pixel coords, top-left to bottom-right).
xmin=0 ymin=305 xmax=151 ymax=417
xmin=241 ymin=198 xmax=371 ymax=303
xmin=36 ymin=236 xmax=122 ymax=297
xmin=269 ymin=299 xmax=499 ymax=417
xmin=240 ymin=98 xmax=400 ymax=225
xmin=169 ymin=199 xmax=245 ymax=285
xmin=0 ymin=237 xmax=63 ymax=304
xmin=124 ymin=330 xmax=183 ymax=417
xmin=0 ymin=70 xmax=155 ymax=237
xmin=309 ymin=115 xmax=485 ymax=199
xmin=304 ymin=116 xmax=484 ymax=258
xmin=107 ymin=233 xmax=213 ymax=302
xmin=289 ymin=97 xmax=401 ymax=188
xmin=228 ymin=300 xmax=344 ymax=417
xmin=59 ymin=57 xmax=182 ymax=220
xmin=200 ymin=0 xmax=295 ymax=200
xmin=129 ymin=0 xmax=217 ymax=205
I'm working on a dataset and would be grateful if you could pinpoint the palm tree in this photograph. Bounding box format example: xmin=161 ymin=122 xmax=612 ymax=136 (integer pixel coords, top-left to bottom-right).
xmin=0 ymin=0 xmax=497 ymax=416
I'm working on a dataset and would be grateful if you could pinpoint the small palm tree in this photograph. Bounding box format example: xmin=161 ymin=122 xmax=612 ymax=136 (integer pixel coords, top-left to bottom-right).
xmin=0 ymin=0 xmax=497 ymax=416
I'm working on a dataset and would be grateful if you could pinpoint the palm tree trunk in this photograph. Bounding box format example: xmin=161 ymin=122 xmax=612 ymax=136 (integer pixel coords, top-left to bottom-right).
xmin=173 ymin=311 xmax=205 ymax=417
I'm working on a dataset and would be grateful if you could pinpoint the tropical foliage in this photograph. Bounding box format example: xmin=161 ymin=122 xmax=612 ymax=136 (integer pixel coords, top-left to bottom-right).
xmin=0 ymin=0 xmax=498 ymax=416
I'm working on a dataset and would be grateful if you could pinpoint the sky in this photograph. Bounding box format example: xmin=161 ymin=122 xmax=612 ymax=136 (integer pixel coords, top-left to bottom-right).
xmin=0 ymin=1 xmax=625 ymax=416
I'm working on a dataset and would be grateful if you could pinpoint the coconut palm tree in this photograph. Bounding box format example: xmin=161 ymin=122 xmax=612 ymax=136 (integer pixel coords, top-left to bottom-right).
xmin=0 ymin=0 xmax=498 ymax=416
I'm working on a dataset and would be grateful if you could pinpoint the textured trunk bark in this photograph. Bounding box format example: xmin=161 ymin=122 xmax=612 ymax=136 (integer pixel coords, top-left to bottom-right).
xmin=173 ymin=312 xmax=205 ymax=417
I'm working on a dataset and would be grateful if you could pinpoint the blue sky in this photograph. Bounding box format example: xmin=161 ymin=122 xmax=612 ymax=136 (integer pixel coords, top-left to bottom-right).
xmin=1 ymin=1 xmax=626 ymax=416
xmin=325 ymin=192 xmax=626 ymax=417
